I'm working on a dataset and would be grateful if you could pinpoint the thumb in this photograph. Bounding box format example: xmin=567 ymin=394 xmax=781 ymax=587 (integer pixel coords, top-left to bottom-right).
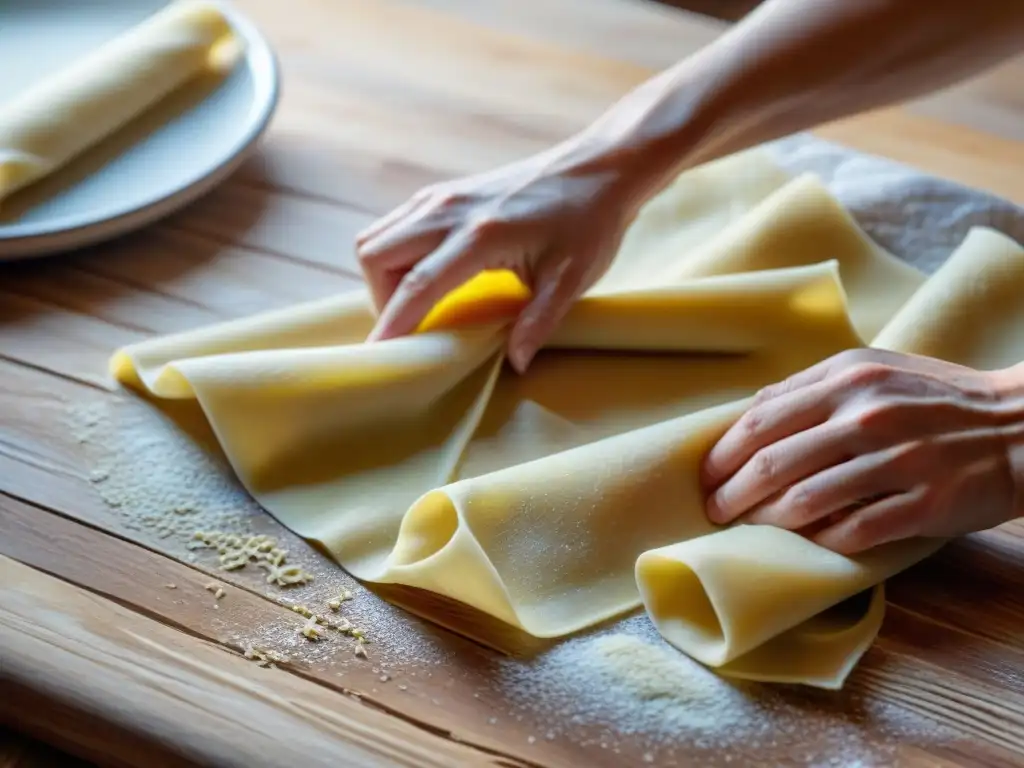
xmin=507 ymin=253 xmax=591 ymax=374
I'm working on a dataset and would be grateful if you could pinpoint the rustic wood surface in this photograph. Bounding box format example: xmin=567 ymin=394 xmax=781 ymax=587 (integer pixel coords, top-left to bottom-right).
xmin=3 ymin=0 xmax=1024 ymax=766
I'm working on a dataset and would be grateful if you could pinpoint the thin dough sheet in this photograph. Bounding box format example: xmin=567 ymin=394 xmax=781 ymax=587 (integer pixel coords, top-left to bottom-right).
xmin=110 ymin=149 xmax=1024 ymax=688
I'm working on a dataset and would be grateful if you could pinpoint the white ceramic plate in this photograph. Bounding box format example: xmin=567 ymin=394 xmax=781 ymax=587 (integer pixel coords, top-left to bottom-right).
xmin=0 ymin=0 xmax=279 ymax=260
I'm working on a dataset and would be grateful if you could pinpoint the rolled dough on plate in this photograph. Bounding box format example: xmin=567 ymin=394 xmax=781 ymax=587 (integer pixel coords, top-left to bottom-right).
xmin=0 ymin=0 xmax=238 ymax=207
xmin=110 ymin=148 xmax=1024 ymax=689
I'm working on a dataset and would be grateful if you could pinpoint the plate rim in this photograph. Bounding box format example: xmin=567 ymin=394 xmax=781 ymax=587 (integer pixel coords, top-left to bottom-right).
xmin=0 ymin=0 xmax=281 ymax=260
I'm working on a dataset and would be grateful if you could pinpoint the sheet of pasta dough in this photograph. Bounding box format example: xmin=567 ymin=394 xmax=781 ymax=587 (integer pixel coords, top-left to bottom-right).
xmin=111 ymin=148 xmax=1023 ymax=688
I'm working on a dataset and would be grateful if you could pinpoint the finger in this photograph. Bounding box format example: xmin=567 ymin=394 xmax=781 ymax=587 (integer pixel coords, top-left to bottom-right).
xmin=743 ymin=348 xmax=894 ymax=409
xmin=360 ymin=229 xmax=450 ymax=312
xmin=812 ymin=488 xmax=927 ymax=555
xmin=742 ymin=449 xmax=905 ymax=531
xmin=507 ymin=253 xmax=590 ymax=374
xmin=706 ymin=419 xmax=857 ymax=524
xmin=359 ymin=224 xmax=451 ymax=266
xmin=702 ymin=378 xmax=840 ymax=490
xmin=364 ymin=267 xmax=406 ymax=320
xmin=367 ymin=227 xmax=491 ymax=342
xmin=355 ymin=193 xmax=431 ymax=247
xmin=749 ymin=351 xmax=858 ymax=403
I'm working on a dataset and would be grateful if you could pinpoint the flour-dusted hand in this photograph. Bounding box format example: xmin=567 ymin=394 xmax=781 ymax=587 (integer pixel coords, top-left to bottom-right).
xmin=356 ymin=139 xmax=650 ymax=373
xmin=702 ymin=349 xmax=1024 ymax=555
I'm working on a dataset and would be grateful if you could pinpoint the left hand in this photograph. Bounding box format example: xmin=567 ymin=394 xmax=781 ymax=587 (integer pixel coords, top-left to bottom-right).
xmin=701 ymin=349 xmax=1022 ymax=555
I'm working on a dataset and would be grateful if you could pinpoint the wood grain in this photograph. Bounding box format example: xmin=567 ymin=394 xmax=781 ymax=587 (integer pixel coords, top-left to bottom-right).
xmin=0 ymin=728 xmax=94 ymax=768
xmin=3 ymin=0 xmax=1024 ymax=765
xmin=0 ymin=555 xmax=510 ymax=768
xmin=0 ymin=491 xmax=574 ymax=768
xmin=1 ymin=490 xmax=1014 ymax=767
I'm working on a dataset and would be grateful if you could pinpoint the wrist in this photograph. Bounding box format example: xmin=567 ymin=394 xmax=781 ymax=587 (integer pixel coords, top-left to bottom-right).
xmin=568 ymin=59 xmax=740 ymax=215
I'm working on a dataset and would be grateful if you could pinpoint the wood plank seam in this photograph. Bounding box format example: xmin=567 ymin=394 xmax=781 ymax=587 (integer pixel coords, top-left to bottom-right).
xmin=0 ymin=350 xmax=110 ymax=394
xmin=853 ymin=668 xmax=1024 ymax=756
xmin=0 ymin=555 xmax=514 ymax=768
xmin=886 ymin=601 xmax=1024 ymax=659
xmin=0 ymin=491 xmax=550 ymax=768
xmin=65 ymin=263 xmax=222 ymax=314
xmin=235 ymin=172 xmax=384 ymax=217
xmin=158 ymin=219 xmax=366 ymax=283
xmin=4 ymin=485 xmax=1024 ymax=761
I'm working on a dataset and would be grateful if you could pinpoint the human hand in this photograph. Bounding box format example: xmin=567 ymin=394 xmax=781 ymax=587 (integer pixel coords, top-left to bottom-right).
xmin=356 ymin=139 xmax=648 ymax=373
xmin=701 ymin=349 xmax=1024 ymax=555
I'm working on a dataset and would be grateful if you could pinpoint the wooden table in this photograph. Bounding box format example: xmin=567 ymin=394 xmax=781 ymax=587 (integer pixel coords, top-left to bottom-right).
xmin=4 ymin=1 xmax=1024 ymax=766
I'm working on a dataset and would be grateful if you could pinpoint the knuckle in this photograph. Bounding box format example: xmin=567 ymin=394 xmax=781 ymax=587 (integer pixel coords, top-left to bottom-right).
xmin=890 ymin=440 xmax=925 ymax=471
xmin=841 ymin=362 xmax=892 ymax=389
xmin=432 ymin=187 xmax=464 ymax=208
xmin=398 ymin=267 xmax=434 ymax=296
xmin=832 ymin=349 xmax=870 ymax=367
xmin=751 ymin=448 xmax=780 ymax=484
xmin=466 ymin=217 xmax=502 ymax=244
xmin=413 ymin=186 xmax=436 ymax=203
xmin=780 ymin=484 xmax=816 ymax=525
xmin=844 ymin=514 xmax=874 ymax=544
xmin=356 ymin=237 xmax=383 ymax=261
xmin=852 ymin=400 xmax=899 ymax=433
xmin=752 ymin=384 xmax=781 ymax=408
xmin=736 ymin=407 xmax=766 ymax=440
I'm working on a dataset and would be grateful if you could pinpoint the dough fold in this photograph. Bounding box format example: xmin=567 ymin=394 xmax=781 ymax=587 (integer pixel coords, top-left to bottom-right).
xmin=110 ymin=149 xmax=1024 ymax=688
xmin=0 ymin=0 xmax=238 ymax=206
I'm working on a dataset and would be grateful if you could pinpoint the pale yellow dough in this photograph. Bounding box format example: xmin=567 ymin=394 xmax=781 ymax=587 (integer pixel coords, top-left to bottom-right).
xmin=110 ymin=148 xmax=1024 ymax=689
xmin=0 ymin=0 xmax=237 ymax=205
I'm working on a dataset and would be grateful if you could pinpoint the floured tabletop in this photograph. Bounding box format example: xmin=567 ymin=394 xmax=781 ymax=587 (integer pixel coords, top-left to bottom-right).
xmin=3 ymin=1 xmax=1024 ymax=766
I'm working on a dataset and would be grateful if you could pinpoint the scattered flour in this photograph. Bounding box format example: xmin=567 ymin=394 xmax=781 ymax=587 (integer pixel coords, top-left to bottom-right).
xmin=67 ymin=397 xmax=253 ymax=541
xmin=68 ymin=393 xmax=953 ymax=764
xmin=496 ymin=615 xmax=950 ymax=766
xmin=582 ymin=633 xmax=754 ymax=734
xmin=65 ymin=393 xmax=454 ymax=669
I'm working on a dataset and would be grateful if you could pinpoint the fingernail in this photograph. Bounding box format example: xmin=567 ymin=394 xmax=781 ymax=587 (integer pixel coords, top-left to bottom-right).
xmin=366 ymin=323 xmax=390 ymax=344
xmin=508 ymin=344 xmax=534 ymax=375
xmin=699 ymin=460 xmax=718 ymax=491
xmin=705 ymin=492 xmax=726 ymax=525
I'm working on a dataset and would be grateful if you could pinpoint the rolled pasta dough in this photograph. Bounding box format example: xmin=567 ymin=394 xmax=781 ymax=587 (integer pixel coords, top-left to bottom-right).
xmin=0 ymin=0 xmax=237 ymax=205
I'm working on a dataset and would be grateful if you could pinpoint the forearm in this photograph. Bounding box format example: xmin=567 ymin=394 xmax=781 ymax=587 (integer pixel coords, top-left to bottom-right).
xmin=575 ymin=0 xmax=1024 ymax=204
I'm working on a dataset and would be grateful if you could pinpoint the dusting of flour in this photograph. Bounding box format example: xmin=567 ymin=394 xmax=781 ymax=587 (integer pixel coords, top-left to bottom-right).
xmin=496 ymin=615 xmax=949 ymax=765
xmin=65 ymin=393 xmax=453 ymax=669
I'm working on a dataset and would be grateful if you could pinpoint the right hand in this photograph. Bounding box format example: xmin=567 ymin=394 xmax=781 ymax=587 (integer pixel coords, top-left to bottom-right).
xmin=356 ymin=139 xmax=647 ymax=373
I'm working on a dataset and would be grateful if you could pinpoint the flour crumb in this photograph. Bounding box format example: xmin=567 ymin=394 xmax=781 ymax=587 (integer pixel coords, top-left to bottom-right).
xmin=301 ymin=616 xmax=325 ymax=641
xmin=203 ymin=582 xmax=225 ymax=600
xmin=242 ymin=645 xmax=289 ymax=668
